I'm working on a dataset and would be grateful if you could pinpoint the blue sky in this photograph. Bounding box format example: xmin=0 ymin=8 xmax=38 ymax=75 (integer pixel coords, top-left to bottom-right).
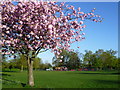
xmin=38 ymin=2 xmax=118 ymax=64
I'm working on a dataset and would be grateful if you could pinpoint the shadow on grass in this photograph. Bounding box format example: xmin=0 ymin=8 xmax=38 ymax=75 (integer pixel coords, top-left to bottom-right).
xmin=0 ymin=73 xmax=11 ymax=76
xmin=2 ymin=78 xmax=18 ymax=84
xmin=2 ymin=70 xmax=19 ymax=72
xmin=94 ymin=80 xmax=120 ymax=86
xmin=2 ymin=78 xmax=27 ymax=87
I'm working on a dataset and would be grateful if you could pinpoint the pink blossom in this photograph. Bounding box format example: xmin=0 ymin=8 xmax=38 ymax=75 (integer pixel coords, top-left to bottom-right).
xmin=0 ymin=1 xmax=102 ymax=60
xmin=78 ymin=12 xmax=84 ymax=14
xmin=82 ymin=25 xmax=86 ymax=28
xmin=48 ymin=24 xmax=53 ymax=30
xmin=82 ymin=33 xmax=85 ymax=35
xmin=80 ymin=21 xmax=83 ymax=24
xmin=6 ymin=41 xmax=11 ymax=44
xmin=12 ymin=51 xmax=14 ymax=53
xmin=6 ymin=31 xmax=9 ymax=33
xmin=19 ymin=34 xmax=22 ymax=37
xmin=60 ymin=56 xmax=63 ymax=58
xmin=28 ymin=45 xmax=33 ymax=50
xmin=2 ymin=25 xmax=7 ymax=28
xmin=5 ymin=52 xmax=10 ymax=55
xmin=59 ymin=60 xmax=62 ymax=62
xmin=30 ymin=31 xmax=34 ymax=35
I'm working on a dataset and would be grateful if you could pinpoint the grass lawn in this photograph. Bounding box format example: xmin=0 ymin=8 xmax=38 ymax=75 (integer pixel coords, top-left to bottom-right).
xmin=1 ymin=69 xmax=119 ymax=88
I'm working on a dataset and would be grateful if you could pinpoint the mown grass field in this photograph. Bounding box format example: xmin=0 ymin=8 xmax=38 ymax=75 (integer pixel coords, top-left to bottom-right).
xmin=1 ymin=69 xmax=119 ymax=88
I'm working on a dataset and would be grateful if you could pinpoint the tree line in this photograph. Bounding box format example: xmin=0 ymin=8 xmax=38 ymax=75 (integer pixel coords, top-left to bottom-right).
xmin=52 ymin=49 xmax=119 ymax=71
xmin=2 ymin=54 xmax=52 ymax=71
xmin=2 ymin=49 xmax=119 ymax=71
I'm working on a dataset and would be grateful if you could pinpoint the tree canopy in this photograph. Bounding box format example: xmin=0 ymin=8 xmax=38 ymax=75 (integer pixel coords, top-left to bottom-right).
xmin=0 ymin=1 xmax=102 ymax=59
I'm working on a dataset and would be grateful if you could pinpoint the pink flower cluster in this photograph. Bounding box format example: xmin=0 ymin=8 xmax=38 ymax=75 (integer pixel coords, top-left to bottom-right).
xmin=0 ymin=1 xmax=102 ymax=58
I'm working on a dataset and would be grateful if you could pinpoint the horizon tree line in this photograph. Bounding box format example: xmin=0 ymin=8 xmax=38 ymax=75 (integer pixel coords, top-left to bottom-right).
xmin=52 ymin=49 xmax=119 ymax=71
xmin=2 ymin=48 xmax=119 ymax=71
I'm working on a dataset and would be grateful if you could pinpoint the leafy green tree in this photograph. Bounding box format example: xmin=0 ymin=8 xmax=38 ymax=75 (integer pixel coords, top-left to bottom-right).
xmin=2 ymin=55 xmax=8 ymax=70
xmin=100 ymin=50 xmax=117 ymax=70
xmin=106 ymin=49 xmax=117 ymax=56
xmin=112 ymin=57 xmax=119 ymax=70
xmin=89 ymin=54 xmax=99 ymax=70
xmin=44 ymin=63 xmax=52 ymax=69
xmin=117 ymin=58 xmax=120 ymax=70
xmin=8 ymin=59 xmax=17 ymax=70
xmin=33 ymin=57 xmax=41 ymax=70
xmin=100 ymin=52 xmax=111 ymax=70
xmin=106 ymin=49 xmax=117 ymax=70
xmin=95 ymin=49 xmax=104 ymax=70
xmin=52 ymin=49 xmax=81 ymax=70
xmin=18 ymin=54 xmax=27 ymax=71
xmin=67 ymin=51 xmax=81 ymax=69
xmin=39 ymin=63 xmax=52 ymax=70
xmin=83 ymin=50 xmax=93 ymax=69
xmin=52 ymin=49 xmax=70 ymax=67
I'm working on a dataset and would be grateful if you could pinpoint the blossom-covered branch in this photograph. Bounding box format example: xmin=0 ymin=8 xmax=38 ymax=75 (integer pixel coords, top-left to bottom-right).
xmin=0 ymin=1 xmax=103 ymax=58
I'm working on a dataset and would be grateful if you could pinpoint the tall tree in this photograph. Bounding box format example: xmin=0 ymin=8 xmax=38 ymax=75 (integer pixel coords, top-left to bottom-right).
xmin=0 ymin=1 xmax=102 ymax=86
xmin=52 ymin=49 xmax=70 ymax=67
xmin=83 ymin=50 xmax=93 ymax=68
xmin=100 ymin=50 xmax=117 ymax=70
xmin=95 ymin=49 xmax=104 ymax=70
xmin=53 ymin=49 xmax=81 ymax=69
xmin=67 ymin=51 xmax=81 ymax=69
xmin=95 ymin=49 xmax=117 ymax=70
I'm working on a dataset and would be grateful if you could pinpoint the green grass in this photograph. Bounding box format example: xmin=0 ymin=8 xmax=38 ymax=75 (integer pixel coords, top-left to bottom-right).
xmin=1 ymin=69 xmax=119 ymax=88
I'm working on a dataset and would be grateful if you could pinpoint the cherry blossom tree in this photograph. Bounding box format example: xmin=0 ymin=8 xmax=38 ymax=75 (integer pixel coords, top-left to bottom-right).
xmin=0 ymin=0 xmax=102 ymax=87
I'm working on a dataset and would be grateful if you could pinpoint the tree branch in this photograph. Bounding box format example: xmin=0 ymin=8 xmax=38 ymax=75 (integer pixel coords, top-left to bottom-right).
xmin=35 ymin=47 xmax=42 ymax=56
xmin=39 ymin=49 xmax=49 ymax=53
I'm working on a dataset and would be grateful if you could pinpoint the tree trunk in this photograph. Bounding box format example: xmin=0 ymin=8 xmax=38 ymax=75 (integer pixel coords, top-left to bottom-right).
xmin=27 ymin=56 xmax=34 ymax=87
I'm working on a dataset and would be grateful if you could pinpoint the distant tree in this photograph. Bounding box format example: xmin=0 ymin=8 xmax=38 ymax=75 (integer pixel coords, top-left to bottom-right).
xmin=8 ymin=59 xmax=17 ymax=69
xmin=89 ymin=54 xmax=98 ymax=69
xmin=117 ymin=58 xmax=120 ymax=70
xmin=106 ymin=49 xmax=117 ymax=70
xmin=112 ymin=57 xmax=119 ymax=70
xmin=100 ymin=50 xmax=117 ymax=70
xmin=39 ymin=63 xmax=52 ymax=70
xmin=95 ymin=49 xmax=104 ymax=70
xmin=52 ymin=49 xmax=70 ymax=67
xmin=94 ymin=49 xmax=118 ymax=70
xmin=83 ymin=50 xmax=93 ymax=69
xmin=67 ymin=51 xmax=81 ymax=69
xmin=33 ymin=57 xmax=41 ymax=70
xmin=1 ymin=55 xmax=8 ymax=70
xmin=106 ymin=49 xmax=117 ymax=56
xmin=53 ymin=49 xmax=81 ymax=69
xmin=44 ymin=63 xmax=52 ymax=69
xmin=17 ymin=54 xmax=27 ymax=71
xmin=83 ymin=49 xmax=117 ymax=70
